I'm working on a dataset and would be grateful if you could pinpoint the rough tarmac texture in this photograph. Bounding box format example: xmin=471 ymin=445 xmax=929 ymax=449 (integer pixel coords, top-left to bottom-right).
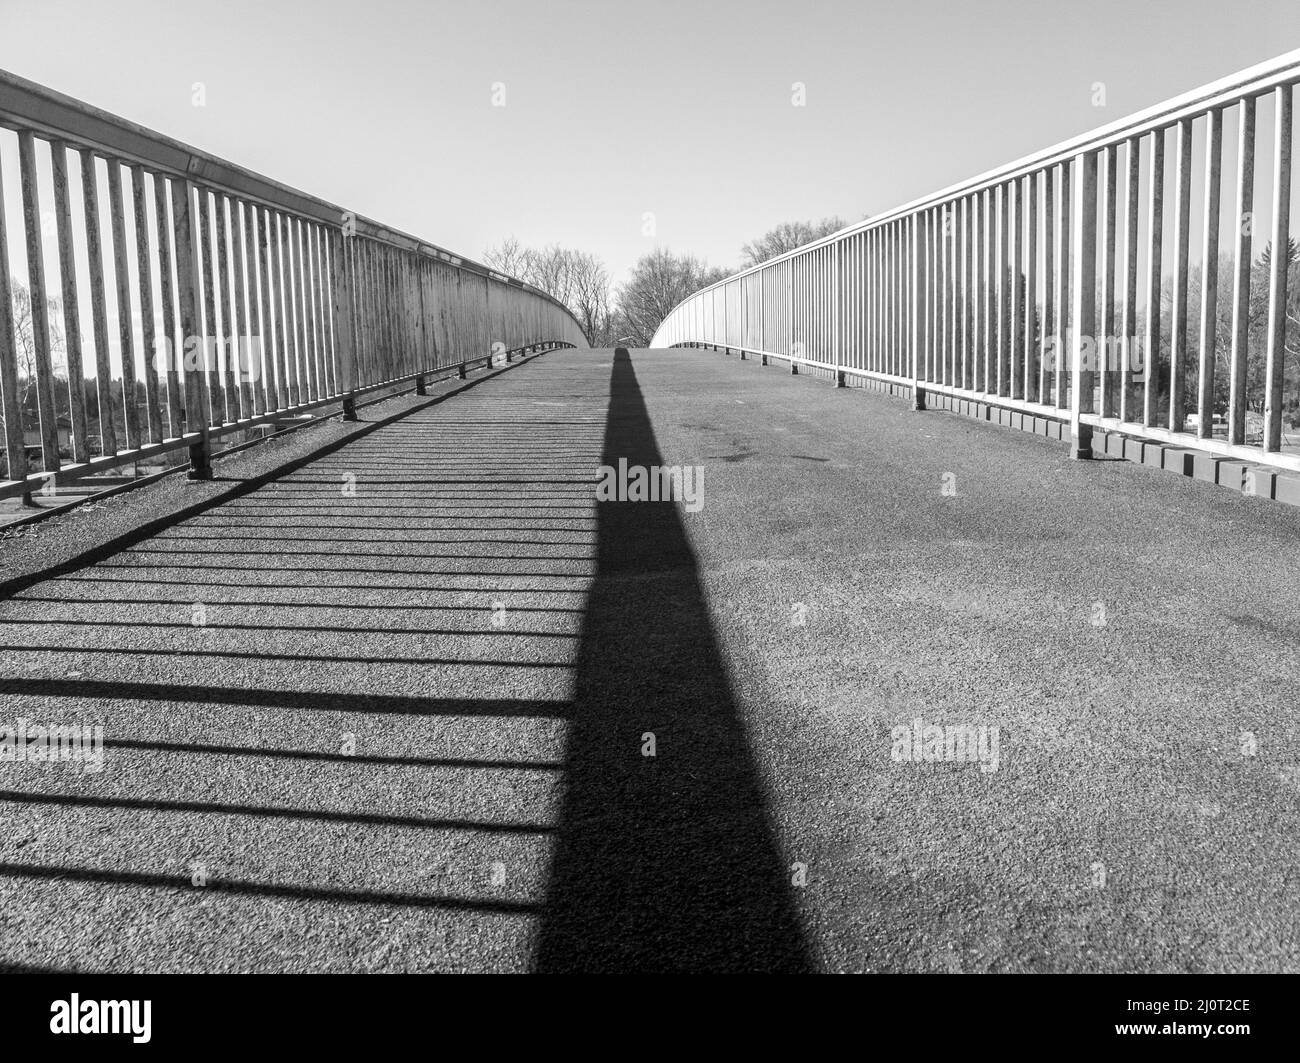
xmin=1 ymin=346 xmax=1298 ymax=972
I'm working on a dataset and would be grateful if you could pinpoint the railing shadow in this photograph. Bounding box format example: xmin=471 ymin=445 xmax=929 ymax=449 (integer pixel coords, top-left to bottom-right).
xmin=536 ymin=349 xmax=809 ymax=972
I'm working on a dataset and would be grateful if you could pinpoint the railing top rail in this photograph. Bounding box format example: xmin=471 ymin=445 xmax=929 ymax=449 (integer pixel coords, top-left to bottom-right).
xmin=0 ymin=66 xmax=575 ymax=318
xmin=660 ymin=46 xmax=1300 ymax=314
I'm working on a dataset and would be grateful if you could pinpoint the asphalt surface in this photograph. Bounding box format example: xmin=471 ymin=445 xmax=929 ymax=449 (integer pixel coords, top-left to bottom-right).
xmin=1 ymin=346 xmax=1299 ymax=972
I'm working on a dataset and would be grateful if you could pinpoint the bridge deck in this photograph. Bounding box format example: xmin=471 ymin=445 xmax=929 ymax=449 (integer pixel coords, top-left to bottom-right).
xmin=1 ymin=347 xmax=1298 ymax=972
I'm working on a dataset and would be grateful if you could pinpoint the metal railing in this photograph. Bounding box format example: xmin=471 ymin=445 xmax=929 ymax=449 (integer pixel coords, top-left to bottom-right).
xmin=0 ymin=69 xmax=586 ymax=499
xmin=652 ymin=49 xmax=1300 ymax=472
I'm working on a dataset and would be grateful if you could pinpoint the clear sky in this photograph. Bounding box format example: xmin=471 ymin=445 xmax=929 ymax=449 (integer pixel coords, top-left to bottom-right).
xmin=1 ymin=0 xmax=1298 ymax=286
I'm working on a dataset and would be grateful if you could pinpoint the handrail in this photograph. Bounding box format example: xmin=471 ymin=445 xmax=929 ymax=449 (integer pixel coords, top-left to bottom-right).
xmin=653 ymin=48 xmax=1300 ymax=474
xmin=0 ymin=69 xmax=567 ymax=308
xmin=0 ymin=69 xmax=587 ymax=501
xmin=656 ymin=47 xmax=1300 ymax=301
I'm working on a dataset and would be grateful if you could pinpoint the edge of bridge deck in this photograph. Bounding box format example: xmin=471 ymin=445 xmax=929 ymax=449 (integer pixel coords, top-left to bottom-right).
xmin=682 ymin=342 xmax=1300 ymax=512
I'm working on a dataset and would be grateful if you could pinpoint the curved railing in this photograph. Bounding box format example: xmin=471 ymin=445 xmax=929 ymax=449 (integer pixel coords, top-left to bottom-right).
xmin=0 ymin=69 xmax=586 ymax=498
xmin=652 ymin=49 xmax=1300 ymax=473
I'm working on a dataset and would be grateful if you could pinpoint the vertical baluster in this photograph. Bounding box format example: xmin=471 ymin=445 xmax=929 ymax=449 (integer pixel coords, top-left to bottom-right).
xmin=883 ymin=228 xmax=892 ymax=375
xmin=387 ymin=249 xmax=400 ymax=371
xmin=215 ymin=195 xmax=238 ymax=420
xmin=317 ymin=227 xmax=336 ymax=394
xmin=306 ymin=222 xmax=323 ymax=392
xmin=170 ymin=180 xmax=204 ymax=437
xmin=973 ymin=190 xmax=985 ymax=392
xmin=349 ymin=237 xmax=365 ymax=385
xmin=1170 ymin=117 xmax=1193 ymax=431
xmin=946 ymin=201 xmax=956 ymax=382
xmin=1144 ymin=129 xmax=1165 ymax=428
xmin=1263 ymin=84 xmax=1293 ymax=453
xmin=1009 ymin=178 xmax=1022 ymax=400
xmin=1197 ymin=109 xmax=1223 ymax=440
xmin=0 ymin=149 xmax=26 ymax=484
xmin=935 ymin=207 xmax=943 ymax=387
xmin=1228 ymin=99 xmax=1256 ymax=446
xmin=255 ymin=207 xmax=281 ymax=410
xmin=982 ymin=187 xmax=994 ymax=394
xmin=930 ymin=208 xmax=940 ymax=383
xmin=51 ymin=144 xmax=89 ymax=461
xmin=956 ymin=202 xmax=967 ymax=384
xmin=107 ymin=160 xmax=141 ymax=445
xmin=998 ymin=182 xmax=1011 ymax=396
xmin=1071 ymin=150 xmax=1099 ymax=459
xmin=884 ymin=228 xmax=892 ymax=376
xmin=332 ymin=228 xmax=357 ymax=395
xmin=376 ymin=245 xmax=389 ymax=374
xmin=81 ymin=153 xmax=116 ymax=456
xmin=361 ymin=239 xmax=376 ymax=383
xmin=315 ymin=227 xmax=332 ymax=389
xmin=154 ymin=176 xmax=182 ymax=438
xmin=18 ymin=132 xmax=61 ymax=471
xmin=873 ymin=226 xmax=883 ymax=371
xmin=275 ymin=213 xmax=298 ymax=405
xmin=1042 ymin=168 xmax=1055 ymax=404
xmin=196 ymin=189 xmax=222 ymax=424
xmin=131 ymin=165 xmax=163 ymax=443
xmin=304 ymin=223 xmax=323 ymax=397
xmin=897 ymin=224 xmax=906 ymax=378
xmin=870 ymin=228 xmax=879 ymax=371
xmin=974 ymin=194 xmax=984 ymax=391
xmin=291 ymin=217 xmax=311 ymax=400
xmin=960 ymin=197 xmax=971 ymax=389
xmin=910 ymin=215 xmax=921 ymax=404
xmin=1023 ymin=172 xmax=1038 ymax=402
xmin=902 ymin=225 xmax=910 ymax=382
xmin=1099 ymin=146 xmax=1118 ymax=418
xmin=1055 ymin=161 xmax=1072 ymax=410
xmin=894 ymin=223 xmax=904 ymax=376
xmin=231 ymin=201 xmax=252 ymax=417
xmin=243 ymin=203 xmax=267 ymax=416
xmin=271 ymin=212 xmax=290 ymax=403
xmin=1120 ymin=138 xmax=1141 ymax=423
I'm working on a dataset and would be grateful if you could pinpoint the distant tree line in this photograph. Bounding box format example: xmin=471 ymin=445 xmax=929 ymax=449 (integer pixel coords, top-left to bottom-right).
xmin=484 ymin=215 xmax=859 ymax=348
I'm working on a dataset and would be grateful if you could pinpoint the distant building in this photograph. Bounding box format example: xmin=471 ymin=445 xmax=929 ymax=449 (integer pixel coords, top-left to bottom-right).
xmin=21 ymin=417 xmax=72 ymax=463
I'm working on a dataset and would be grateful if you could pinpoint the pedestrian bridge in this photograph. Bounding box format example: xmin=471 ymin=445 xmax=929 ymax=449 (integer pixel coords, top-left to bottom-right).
xmin=0 ymin=54 xmax=1298 ymax=972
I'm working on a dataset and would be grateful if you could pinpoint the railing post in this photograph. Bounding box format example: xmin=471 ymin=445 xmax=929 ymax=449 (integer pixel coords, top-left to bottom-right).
xmin=187 ymin=427 xmax=213 ymax=481
xmin=415 ymin=373 xmax=427 ymax=395
xmin=331 ymin=224 xmax=360 ymax=420
xmin=1070 ymin=150 xmax=1098 ymax=460
xmin=171 ymin=178 xmax=212 ymax=478
xmin=787 ymin=260 xmax=795 ymax=364
xmin=911 ymin=213 xmax=926 ymax=410
xmin=833 ymin=241 xmax=843 ymax=386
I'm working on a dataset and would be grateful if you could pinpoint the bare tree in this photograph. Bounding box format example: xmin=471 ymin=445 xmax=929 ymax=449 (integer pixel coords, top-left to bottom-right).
xmin=482 ymin=236 xmax=531 ymax=281
xmin=617 ymin=248 xmax=730 ymax=347
xmin=11 ymin=282 xmax=67 ymax=404
xmin=740 ymin=216 xmax=854 ymax=269
xmin=483 ymin=239 xmax=614 ymax=347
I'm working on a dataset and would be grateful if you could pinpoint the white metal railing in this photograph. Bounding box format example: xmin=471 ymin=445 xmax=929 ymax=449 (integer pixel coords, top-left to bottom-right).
xmin=652 ymin=49 xmax=1300 ymax=472
xmin=0 ymin=69 xmax=586 ymax=499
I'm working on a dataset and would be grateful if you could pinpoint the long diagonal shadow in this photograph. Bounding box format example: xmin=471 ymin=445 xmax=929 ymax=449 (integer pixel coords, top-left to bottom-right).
xmin=536 ymin=350 xmax=809 ymax=972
